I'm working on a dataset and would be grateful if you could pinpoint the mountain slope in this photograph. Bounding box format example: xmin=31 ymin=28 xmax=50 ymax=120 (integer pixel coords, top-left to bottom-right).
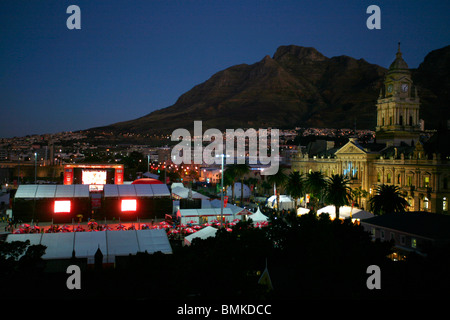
xmin=91 ymin=45 xmax=450 ymax=134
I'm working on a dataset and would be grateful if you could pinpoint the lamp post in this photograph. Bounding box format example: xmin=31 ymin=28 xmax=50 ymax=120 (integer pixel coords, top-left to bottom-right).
xmin=216 ymin=154 xmax=229 ymax=226
xmin=34 ymin=152 xmax=37 ymax=184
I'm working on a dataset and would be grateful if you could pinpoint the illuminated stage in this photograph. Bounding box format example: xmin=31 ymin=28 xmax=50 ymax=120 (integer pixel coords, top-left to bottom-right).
xmin=12 ymin=164 xmax=172 ymax=223
xmin=63 ymin=164 xmax=124 ymax=187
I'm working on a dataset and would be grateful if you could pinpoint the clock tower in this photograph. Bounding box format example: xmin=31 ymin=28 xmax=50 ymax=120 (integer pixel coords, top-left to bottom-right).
xmin=376 ymin=43 xmax=421 ymax=146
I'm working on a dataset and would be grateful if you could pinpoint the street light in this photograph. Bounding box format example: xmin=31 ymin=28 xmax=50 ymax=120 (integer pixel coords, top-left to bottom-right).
xmin=215 ymin=154 xmax=229 ymax=226
xmin=34 ymin=152 xmax=37 ymax=184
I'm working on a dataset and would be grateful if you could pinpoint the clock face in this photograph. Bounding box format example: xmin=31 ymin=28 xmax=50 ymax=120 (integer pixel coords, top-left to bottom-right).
xmin=402 ymin=84 xmax=409 ymax=92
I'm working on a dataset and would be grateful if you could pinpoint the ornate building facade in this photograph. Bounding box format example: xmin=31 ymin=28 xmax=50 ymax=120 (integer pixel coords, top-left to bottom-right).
xmin=291 ymin=45 xmax=450 ymax=214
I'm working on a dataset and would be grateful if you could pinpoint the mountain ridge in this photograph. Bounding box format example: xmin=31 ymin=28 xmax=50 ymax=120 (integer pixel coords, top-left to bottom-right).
xmin=89 ymin=44 xmax=450 ymax=134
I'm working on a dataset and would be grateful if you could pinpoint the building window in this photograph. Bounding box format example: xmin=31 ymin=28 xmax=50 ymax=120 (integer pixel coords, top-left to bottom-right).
xmin=400 ymin=235 xmax=406 ymax=245
xmin=377 ymin=172 xmax=381 ymax=183
xmin=380 ymin=230 xmax=385 ymax=240
xmin=390 ymin=232 xmax=395 ymax=241
xmin=424 ymin=197 xmax=429 ymax=210
xmin=444 ymin=197 xmax=448 ymax=212
xmin=423 ymin=176 xmax=430 ymax=188
xmin=407 ymin=176 xmax=412 ymax=187
xmin=397 ymin=174 xmax=401 ymax=185
xmin=444 ymin=178 xmax=448 ymax=190
xmin=411 ymin=238 xmax=417 ymax=249
xmin=387 ymin=173 xmax=392 ymax=184
xmin=399 ymin=115 xmax=403 ymax=125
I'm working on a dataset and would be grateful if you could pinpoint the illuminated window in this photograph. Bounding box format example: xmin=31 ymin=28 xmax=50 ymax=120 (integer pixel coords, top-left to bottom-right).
xmin=423 ymin=176 xmax=430 ymax=188
xmin=443 ymin=197 xmax=448 ymax=211
xmin=121 ymin=199 xmax=137 ymax=212
xmin=387 ymin=173 xmax=392 ymax=184
xmin=423 ymin=197 xmax=429 ymax=210
xmin=407 ymin=176 xmax=412 ymax=186
xmin=54 ymin=200 xmax=71 ymax=213
xmin=411 ymin=238 xmax=417 ymax=249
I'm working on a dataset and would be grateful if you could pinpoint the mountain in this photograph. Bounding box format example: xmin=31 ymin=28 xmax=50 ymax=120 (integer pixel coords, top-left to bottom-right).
xmin=90 ymin=45 xmax=450 ymax=134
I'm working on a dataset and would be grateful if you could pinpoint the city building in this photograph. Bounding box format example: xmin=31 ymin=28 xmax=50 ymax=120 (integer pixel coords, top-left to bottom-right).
xmin=291 ymin=45 xmax=450 ymax=214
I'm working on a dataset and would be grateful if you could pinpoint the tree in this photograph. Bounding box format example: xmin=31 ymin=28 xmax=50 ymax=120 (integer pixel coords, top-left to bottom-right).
xmin=369 ymin=184 xmax=409 ymax=215
xmin=305 ymin=171 xmax=327 ymax=207
xmin=234 ymin=164 xmax=251 ymax=205
xmin=224 ymin=165 xmax=238 ymax=203
xmin=351 ymin=186 xmax=370 ymax=208
xmin=267 ymin=168 xmax=288 ymax=212
xmin=285 ymin=171 xmax=305 ymax=209
xmin=324 ymin=174 xmax=352 ymax=219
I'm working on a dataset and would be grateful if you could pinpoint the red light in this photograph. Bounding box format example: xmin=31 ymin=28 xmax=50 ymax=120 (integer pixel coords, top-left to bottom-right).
xmin=121 ymin=199 xmax=137 ymax=212
xmin=54 ymin=200 xmax=71 ymax=213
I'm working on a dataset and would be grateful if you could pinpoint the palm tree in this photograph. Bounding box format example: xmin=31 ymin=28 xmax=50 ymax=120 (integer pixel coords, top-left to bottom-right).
xmin=305 ymin=171 xmax=327 ymax=207
xmin=351 ymin=186 xmax=370 ymax=208
xmin=234 ymin=164 xmax=250 ymax=205
xmin=223 ymin=169 xmax=235 ymax=198
xmin=224 ymin=165 xmax=238 ymax=203
xmin=369 ymin=184 xmax=409 ymax=215
xmin=267 ymin=168 xmax=288 ymax=212
xmin=225 ymin=164 xmax=250 ymax=204
xmin=324 ymin=174 xmax=352 ymax=219
xmin=285 ymin=171 xmax=305 ymax=209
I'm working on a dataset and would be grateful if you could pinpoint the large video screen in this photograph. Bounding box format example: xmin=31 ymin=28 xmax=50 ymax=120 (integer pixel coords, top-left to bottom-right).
xmin=82 ymin=170 xmax=107 ymax=185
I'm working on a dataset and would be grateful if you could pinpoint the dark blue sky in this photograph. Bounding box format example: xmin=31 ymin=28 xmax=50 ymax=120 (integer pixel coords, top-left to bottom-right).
xmin=1 ymin=0 xmax=449 ymax=138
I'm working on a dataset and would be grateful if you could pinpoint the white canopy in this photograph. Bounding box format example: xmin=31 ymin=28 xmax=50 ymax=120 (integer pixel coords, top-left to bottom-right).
xmin=6 ymin=229 xmax=172 ymax=264
xmin=266 ymin=194 xmax=298 ymax=210
xmin=176 ymin=207 xmax=234 ymax=224
xmin=171 ymin=184 xmax=210 ymax=200
xmin=248 ymin=208 xmax=269 ymax=223
xmin=226 ymin=182 xmax=251 ymax=199
xmin=316 ymin=205 xmax=375 ymax=220
xmin=104 ymin=184 xmax=170 ymax=198
xmin=297 ymin=207 xmax=311 ymax=215
xmin=15 ymin=184 xmax=90 ymax=199
xmin=184 ymin=226 xmax=218 ymax=246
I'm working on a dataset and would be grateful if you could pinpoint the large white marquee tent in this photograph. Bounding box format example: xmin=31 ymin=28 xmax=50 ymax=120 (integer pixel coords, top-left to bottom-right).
xmin=184 ymin=226 xmax=218 ymax=246
xmin=6 ymin=229 xmax=172 ymax=264
xmin=315 ymin=205 xmax=375 ymax=220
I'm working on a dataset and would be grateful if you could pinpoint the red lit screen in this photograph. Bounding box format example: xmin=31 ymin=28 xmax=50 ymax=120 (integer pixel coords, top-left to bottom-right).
xmin=121 ymin=199 xmax=137 ymax=212
xmin=54 ymin=200 xmax=71 ymax=213
xmin=82 ymin=170 xmax=107 ymax=185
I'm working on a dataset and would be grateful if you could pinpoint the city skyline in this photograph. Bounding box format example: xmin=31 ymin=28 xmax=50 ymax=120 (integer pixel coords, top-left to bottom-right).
xmin=1 ymin=0 xmax=449 ymax=138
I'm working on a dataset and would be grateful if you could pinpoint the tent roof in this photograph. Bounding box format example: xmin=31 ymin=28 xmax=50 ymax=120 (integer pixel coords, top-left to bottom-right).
xmin=316 ymin=205 xmax=374 ymax=220
xmin=15 ymin=184 xmax=90 ymax=199
xmin=104 ymin=184 xmax=170 ymax=198
xmin=184 ymin=226 xmax=218 ymax=245
xmin=6 ymin=229 xmax=172 ymax=262
xmin=132 ymin=178 xmax=163 ymax=185
xmin=171 ymin=186 xmax=210 ymax=200
xmin=177 ymin=207 xmax=233 ymax=217
xmin=249 ymin=208 xmax=269 ymax=222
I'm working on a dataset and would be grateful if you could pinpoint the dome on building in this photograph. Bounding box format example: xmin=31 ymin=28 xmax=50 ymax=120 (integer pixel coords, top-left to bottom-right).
xmin=388 ymin=43 xmax=409 ymax=72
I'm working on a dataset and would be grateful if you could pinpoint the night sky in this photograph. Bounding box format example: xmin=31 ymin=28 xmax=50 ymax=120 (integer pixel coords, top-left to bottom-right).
xmin=1 ymin=0 xmax=449 ymax=138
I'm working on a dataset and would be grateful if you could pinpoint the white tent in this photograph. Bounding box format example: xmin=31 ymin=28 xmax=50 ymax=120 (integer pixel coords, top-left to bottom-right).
xmin=6 ymin=229 xmax=172 ymax=264
xmin=184 ymin=226 xmax=218 ymax=246
xmin=176 ymin=207 xmax=234 ymax=224
xmin=226 ymin=182 xmax=251 ymax=199
xmin=248 ymin=208 xmax=269 ymax=223
xmin=171 ymin=183 xmax=210 ymax=200
xmin=266 ymin=195 xmax=297 ymax=210
xmin=316 ymin=205 xmax=375 ymax=220
xmin=297 ymin=207 xmax=311 ymax=215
